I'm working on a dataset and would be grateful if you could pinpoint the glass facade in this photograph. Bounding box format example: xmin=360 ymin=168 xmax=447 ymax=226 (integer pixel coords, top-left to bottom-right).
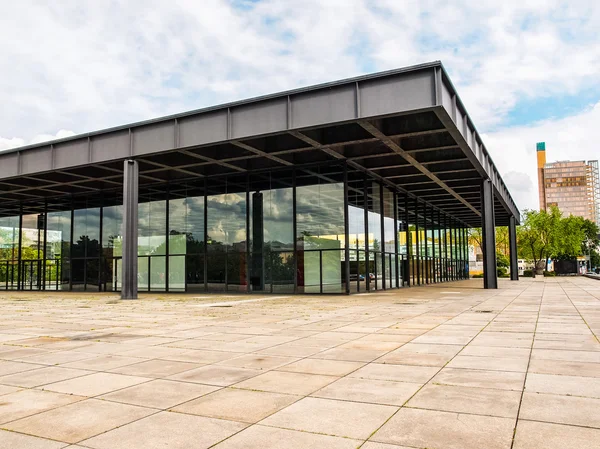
xmin=0 ymin=163 xmax=470 ymax=293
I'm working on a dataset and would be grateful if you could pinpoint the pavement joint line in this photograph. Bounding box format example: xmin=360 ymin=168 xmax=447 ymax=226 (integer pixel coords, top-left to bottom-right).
xmin=209 ymin=280 xmax=493 ymax=449
xmin=509 ymin=279 xmax=544 ymax=449
xmin=561 ymin=280 xmax=600 ymax=345
xmin=358 ymin=283 xmax=518 ymax=447
xmin=1 ymin=279 xmax=599 ymax=448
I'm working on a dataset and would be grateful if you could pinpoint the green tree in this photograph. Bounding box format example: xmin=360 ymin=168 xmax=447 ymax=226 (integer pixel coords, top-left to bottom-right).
xmin=468 ymin=228 xmax=482 ymax=254
xmin=517 ymin=207 xmax=562 ymax=274
xmin=591 ymin=248 xmax=600 ymax=268
xmin=517 ymin=207 xmax=599 ymax=274
xmin=495 ymin=227 xmax=509 ymax=257
xmin=468 ymin=227 xmax=509 ymax=256
xmin=496 ymin=251 xmax=509 ymax=277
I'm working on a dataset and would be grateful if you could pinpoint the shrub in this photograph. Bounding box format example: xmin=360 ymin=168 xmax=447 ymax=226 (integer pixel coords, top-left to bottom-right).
xmin=472 ymin=273 xmax=484 ymax=278
xmin=543 ymin=271 xmax=556 ymax=277
xmin=522 ymin=270 xmax=533 ymax=277
xmin=497 ymin=267 xmax=507 ymax=277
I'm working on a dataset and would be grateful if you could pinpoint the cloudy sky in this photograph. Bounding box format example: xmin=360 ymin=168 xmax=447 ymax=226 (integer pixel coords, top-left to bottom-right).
xmin=1 ymin=0 xmax=599 ymax=212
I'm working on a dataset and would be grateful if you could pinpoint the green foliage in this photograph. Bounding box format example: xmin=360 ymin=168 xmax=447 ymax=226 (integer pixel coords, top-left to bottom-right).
xmin=472 ymin=273 xmax=484 ymax=278
xmin=468 ymin=228 xmax=510 ymax=257
xmin=495 ymin=227 xmax=510 ymax=257
xmin=496 ymin=252 xmax=509 ymax=269
xmin=517 ymin=206 xmax=598 ymax=274
xmin=496 ymin=248 xmax=509 ymax=278
xmin=468 ymin=228 xmax=482 ymax=254
xmin=591 ymin=249 xmax=600 ymax=268
xmin=522 ymin=270 xmax=533 ymax=277
xmin=543 ymin=271 xmax=556 ymax=277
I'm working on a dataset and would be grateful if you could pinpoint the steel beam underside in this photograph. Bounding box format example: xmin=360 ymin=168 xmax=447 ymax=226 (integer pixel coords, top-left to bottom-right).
xmin=0 ymin=62 xmax=519 ymax=228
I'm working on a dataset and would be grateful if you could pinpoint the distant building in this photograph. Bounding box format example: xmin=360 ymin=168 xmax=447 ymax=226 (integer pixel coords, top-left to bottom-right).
xmin=518 ymin=259 xmax=534 ymax=275
xmin=536 ymin=142 xmax=600 ymax=223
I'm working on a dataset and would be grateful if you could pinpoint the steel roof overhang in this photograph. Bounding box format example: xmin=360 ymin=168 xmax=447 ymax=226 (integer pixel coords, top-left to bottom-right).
xmin=0 ymin=61 xmax=519 ymax=226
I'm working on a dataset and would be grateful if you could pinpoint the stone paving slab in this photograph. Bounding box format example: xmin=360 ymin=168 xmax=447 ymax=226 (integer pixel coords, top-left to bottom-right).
xmin=0 ymin=277 xmax=599 ymax=448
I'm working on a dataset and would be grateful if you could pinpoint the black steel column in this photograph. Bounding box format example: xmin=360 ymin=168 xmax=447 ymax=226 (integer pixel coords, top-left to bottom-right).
xmin=343 ymin=164 xmax=350 ymax=294
xmin=458 ymin=225 xmax=464 ymax=279
xmin=121 ymin=160 xmax=139 ymax=299
xmin=431 ymin=207 xmax=436 ymax=283
xmin=481 ymin=179 xmax=498 ymax=289
xmin=509 ymin=215 xmax=519 ymax=281
xmin=464 ymin=227 xmax=469 ymax=278
xmin=165 ymin=186 xmax=169 ymax=292
xmin=449 ymin=219 xmax=454 ymax=280
xmin=42 ymin=200 xmax=48 ymax=290
xmin=379 ymin=183 xmax=385 ymax=290
xmin=464 ymin=227 xmax=468 ymax=278
xmin=442 ymin=214 xmax=448 ymax=282
xmin=404 ymin=195 xmax=410 ymax=286
xmin=245 ymin=176 xmax=251 ymax=294
xmin=98 ymin=198 xmax=104 ymax=291
xmin=69 ymin=198 xmax=74 ymax=291
xmin=393 ymin=191 xmax=399 ymax=288
xmin=415 ymin=199 xmax=420 ymax=286
xmin=292 ymin=169 xmax=298 ymax=293
xmin=251 ymin=191 xmax=264 ymax=291
xmin=423 ymin=203 xmax=429 ymax=284
xmin=364 ymin=177 xmax=370 ymax=292
xmin=16 ymin=204 xmax=23 ymax=290
xmin=203 ymin=178 xmax=208 ymax=292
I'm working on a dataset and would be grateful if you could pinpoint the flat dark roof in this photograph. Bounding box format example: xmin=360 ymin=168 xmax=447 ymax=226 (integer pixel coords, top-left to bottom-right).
xmin=0 ymin=61 xmax=519 ymax=226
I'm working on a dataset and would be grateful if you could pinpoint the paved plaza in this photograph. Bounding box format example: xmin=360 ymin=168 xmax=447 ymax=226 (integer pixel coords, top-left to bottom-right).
xmin=0 ymin=277 xmax=599 ymax=449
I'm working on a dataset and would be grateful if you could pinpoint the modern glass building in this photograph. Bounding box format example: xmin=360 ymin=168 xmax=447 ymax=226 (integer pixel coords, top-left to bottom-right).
xmin=0 ymin=62 xmax=520 ymax=295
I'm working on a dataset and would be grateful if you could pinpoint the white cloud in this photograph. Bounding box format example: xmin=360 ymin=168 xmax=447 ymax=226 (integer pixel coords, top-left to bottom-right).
xmin=0 ymin=0 xmax=598 ymax=215
xmin=0 ymin=130 xmax=75 ymax=151
xmin=483 ymin=101 xmax=600 ymax=212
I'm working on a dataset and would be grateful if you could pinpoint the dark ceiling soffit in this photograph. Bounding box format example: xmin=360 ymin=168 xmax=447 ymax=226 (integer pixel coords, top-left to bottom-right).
xmin=0 ymin=60 xmax=518 ymax=226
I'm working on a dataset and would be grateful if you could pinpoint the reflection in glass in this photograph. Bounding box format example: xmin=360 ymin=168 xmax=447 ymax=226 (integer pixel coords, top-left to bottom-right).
xmin=46 ymin=211 xmax=71 ymax=290
xmin=297 ymin=176 xmax=344 ymax=293
xmin=207 ymin=178 xmax=247 ymax=292
xmin=0 ymin=216 xmax=20 ymax=289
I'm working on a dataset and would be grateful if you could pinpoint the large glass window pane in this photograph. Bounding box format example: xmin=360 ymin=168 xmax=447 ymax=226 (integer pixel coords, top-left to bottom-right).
xmin=348 ymin=177 xmax=366 ymax=292
xmin=186 ymin=254 xmax=205 ymax=292
xmin=383 ymin=188 xmax=395 ymax=255
xmin=19 ymin=211 xmax=44 ymax=290
xmin=366 ymin=181 xmax=382 ymax=290
xmin=102 ymin=204 xmax=122 ymax=259
xmin=207 ymin=176 xmax=246 ymax=291
xmin=21 ymin=213 xmax=44 ymax=263
xmin=86 ymin=259 xmax=100 ymax=291
xmin=266 ymin=251 xmax=295 ymax=293
xmin=138 ymin=200 xmax=166 ymax=256
xmin=46 ymin=210 xmax=71 ymax=290
xmin=150 ymin=256 xmax=166 ymax=291
xmin=406 ymin=198 xmax=418 ymax=285
xmin=169 ymin=256 xmax=186 ymax=292
xmin=138 ymin=256 xmax=149 ymax=291
xmin=348 ymin=178 xmax=366 ymax=251
xmin=367 ymin=182 xmax=382 ymax=253
xmin=169 ymin=185 xmax=205 ymax=292
xmin=296 ymin=167 xmax=344 ymax=293
xmin=169 ymin=190 xmax=205 ymax=256
xmin=206 ymin=253 xmax=226 ymax=292
xmin=0 ymin=215 xmax=20 ymax=289
xmin=249 ymin=171 xmax=294 ymax=292
xmin=73 ymin=206 xmax=100 ymax=259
